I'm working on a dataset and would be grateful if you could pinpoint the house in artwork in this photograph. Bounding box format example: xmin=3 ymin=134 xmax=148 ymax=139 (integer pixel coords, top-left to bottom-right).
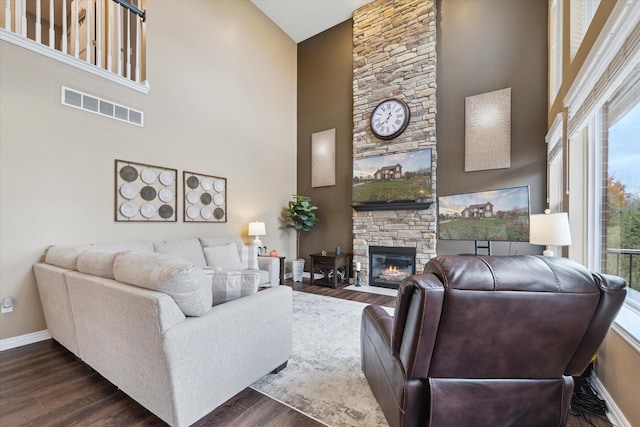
xmin=374 ymin=164 xmax=402 ymax=180
xmin=461 ymin=202 xmax=493 ymax=219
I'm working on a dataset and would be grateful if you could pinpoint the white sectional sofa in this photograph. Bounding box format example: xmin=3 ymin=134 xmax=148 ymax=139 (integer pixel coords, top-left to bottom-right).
xmin=33 ymin=237 xmax=292 ymax=427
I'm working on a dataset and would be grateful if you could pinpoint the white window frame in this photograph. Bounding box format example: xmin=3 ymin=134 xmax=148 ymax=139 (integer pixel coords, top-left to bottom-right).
xmin=562 ymin=0 xmax=640 ymax=350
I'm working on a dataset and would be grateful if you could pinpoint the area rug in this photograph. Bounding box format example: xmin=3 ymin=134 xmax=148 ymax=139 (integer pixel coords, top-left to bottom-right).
xmin=251 ymin=291 xmax=389 ymax=427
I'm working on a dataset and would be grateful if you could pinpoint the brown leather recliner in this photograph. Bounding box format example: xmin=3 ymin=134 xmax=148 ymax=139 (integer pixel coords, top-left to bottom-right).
xmin=361 ymin=255 xmax=626 ymax=427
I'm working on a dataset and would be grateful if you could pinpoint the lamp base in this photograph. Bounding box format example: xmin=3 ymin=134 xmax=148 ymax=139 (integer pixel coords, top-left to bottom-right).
xmin=252 ymin=237 xmax=263 ymax=247
xmin=543 ymin=247 xmax=554 ymax=257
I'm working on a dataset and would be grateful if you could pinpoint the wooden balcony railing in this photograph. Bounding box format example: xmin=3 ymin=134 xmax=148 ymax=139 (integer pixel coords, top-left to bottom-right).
xmin=1 ymin=0 xmax=146 ymax=86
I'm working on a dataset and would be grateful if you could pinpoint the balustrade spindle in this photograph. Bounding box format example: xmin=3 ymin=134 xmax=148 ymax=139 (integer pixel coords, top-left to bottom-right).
xmin=117 ymin=3 xmax=122 ymax=75
xmin=73 ymin=0 xmax=79 ymax=58
xmin=61 ymin=0 xmax=67 ymax=53
xmin=96 ymin=0 xmax=102 ymax=67
xmin=36 ymin=0 xmax=41 ymax=43
xmin=4 ymin=0 xmax=10 ymax=31
xmin=135 ymin=14 xmax=140 ymax=82
xmin=107 ymin=0 xmax=112 ymax=71
xmin=85 ymin=0 xmax=91 ymax=63
xmin=20 ymin=0 xmax=26 ymax=37
xmin=126 ymin=10 xmax=130 ymax=79
xmin=49 ymin=0 xmax=55 ymax=48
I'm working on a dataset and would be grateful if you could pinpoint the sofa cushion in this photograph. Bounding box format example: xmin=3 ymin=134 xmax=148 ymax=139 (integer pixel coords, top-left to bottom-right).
xmin=114 ymin=251 xmax=212 ymax=316
xmin=206 ymin=270 xmax=260 ymax=306
xmin=77 ymin=251 xmax=118 ymax=279
xmin=153 ymin=238 xmax=207 ymax=267
xmin=45 ymin=245 xmax=90 ymax=270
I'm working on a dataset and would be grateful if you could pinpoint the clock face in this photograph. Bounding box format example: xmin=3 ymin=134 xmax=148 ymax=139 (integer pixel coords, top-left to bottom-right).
xmin=370 ymin=98 xmax=410 ymax=140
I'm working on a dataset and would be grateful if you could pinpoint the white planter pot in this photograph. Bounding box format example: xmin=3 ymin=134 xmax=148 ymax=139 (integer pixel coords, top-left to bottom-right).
xmin=292 ymin=259 xmax=305 ymax=282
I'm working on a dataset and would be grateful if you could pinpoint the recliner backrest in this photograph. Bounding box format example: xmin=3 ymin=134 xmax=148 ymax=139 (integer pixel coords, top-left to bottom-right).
xmin=394 ymin=255 xmax=626 ymax=381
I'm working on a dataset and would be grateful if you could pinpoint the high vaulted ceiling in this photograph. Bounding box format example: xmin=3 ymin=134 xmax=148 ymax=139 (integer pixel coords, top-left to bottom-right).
xmin=251 ymin=0 xmax=374 ymax=43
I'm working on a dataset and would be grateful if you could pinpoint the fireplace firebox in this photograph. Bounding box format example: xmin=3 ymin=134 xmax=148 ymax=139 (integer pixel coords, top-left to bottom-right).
xmin=369 ymin=246 xmax=416 ymax=289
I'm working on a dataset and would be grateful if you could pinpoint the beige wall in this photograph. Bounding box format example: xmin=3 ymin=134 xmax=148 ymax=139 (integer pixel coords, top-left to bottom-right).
xmin=598 ymin=330 xmax=640 ymax=426
xmin=0 ymin=0 xmax=297 ymax=340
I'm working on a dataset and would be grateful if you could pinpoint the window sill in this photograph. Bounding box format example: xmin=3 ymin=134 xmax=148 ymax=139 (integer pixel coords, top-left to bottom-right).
xmin=0 ymin=28 xmax=149 ymax=94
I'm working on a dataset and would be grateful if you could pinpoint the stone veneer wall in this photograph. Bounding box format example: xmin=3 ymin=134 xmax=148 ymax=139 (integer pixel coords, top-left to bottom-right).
xmin=352 ymin=0 xmax=437 ymax=285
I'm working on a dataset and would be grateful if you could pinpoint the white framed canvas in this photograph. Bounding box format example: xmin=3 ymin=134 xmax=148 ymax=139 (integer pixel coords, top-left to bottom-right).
xmin=465 ymin=87 xmax=511 ymax=172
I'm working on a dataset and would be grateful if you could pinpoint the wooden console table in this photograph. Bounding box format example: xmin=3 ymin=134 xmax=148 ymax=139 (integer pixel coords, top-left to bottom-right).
xmin=309 ymin=252 xmax=352 ymax=288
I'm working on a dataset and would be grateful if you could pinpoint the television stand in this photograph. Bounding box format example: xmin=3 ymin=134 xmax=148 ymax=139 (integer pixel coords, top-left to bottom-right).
xmin=474 ymin=240 xmax=492 ymax=256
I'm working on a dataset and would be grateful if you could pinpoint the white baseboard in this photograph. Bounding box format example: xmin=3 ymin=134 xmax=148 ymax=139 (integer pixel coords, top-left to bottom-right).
xmin=591 ymin=373 xmax=631 ymax=427
xmin=0 ymin=330 xmax=51 ymax=352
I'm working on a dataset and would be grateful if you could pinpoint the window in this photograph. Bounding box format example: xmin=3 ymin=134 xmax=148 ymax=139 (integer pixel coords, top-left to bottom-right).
xmin=549 ymin=0 xmax=563 ymax=106
xmin=570 ymin=0 xmax=600 ymax=61
xmin=560 ymin=0 xmax=640 ymax=347
xmin=599 ymin=68 xmax=640 ymax=304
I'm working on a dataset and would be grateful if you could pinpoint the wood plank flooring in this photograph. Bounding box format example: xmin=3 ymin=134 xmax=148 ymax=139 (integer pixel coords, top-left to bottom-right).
xmin=0 ymin=280 xmax=612 ymax=426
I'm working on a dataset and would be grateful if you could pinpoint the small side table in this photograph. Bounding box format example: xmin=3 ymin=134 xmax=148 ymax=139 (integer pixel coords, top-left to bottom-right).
xmin=309 ymin=252 xmax=352 ymax=288
xmin=259 ymin=255 xmax=286 ymax=285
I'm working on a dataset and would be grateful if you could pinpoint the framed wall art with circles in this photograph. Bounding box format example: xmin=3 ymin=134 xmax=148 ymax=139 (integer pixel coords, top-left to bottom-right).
xmin=183 ymin=171 xmax=227 ymax=223
xmin=115 ymin=159 xmax=178 ymax=222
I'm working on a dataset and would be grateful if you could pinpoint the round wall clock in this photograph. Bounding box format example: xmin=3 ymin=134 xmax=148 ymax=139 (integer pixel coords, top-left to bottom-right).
xmin=370 ymin=98 xmax=410 ymax=140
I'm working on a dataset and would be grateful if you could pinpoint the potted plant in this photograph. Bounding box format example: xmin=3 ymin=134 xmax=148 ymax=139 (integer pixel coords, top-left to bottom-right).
xmin=282 ymin=194 xmax=318 ymax=282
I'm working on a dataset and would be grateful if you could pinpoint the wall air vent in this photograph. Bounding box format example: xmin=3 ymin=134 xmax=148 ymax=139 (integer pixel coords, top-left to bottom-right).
xmin=61 ymin=86 xmax=144 ymax=127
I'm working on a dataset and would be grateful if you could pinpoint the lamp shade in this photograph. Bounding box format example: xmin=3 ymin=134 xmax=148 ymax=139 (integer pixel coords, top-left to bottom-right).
xmin=248 ymin=221 xmax=266 ymax=236
xmin=529 ymin=211 xmax=572 ymax=246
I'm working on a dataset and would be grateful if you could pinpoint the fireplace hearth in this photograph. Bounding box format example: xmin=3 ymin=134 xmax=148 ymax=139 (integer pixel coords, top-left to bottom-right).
xmin=369 ymin=246 xmax=416 ymax=289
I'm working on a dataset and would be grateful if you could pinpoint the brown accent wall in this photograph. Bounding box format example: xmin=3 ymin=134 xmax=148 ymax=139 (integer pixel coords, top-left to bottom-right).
xmin=435 ymin=0 xmax=548 ymax=255
xmin=297 ymin=20 xmax=355 ymax=263
xmin=297 ymin=0 xmax=548 ymax=263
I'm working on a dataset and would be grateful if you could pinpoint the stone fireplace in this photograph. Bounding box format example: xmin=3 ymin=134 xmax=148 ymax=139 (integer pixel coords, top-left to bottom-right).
xmin=369 ymin=246 xmax=416 ymax=289
xmin=352 ymin=0 xmax=437 ymax=286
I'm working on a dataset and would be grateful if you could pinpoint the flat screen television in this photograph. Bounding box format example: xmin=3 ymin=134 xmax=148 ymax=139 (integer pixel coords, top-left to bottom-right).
xmin=438 ymin=185 xmax=530 ymax=241
xmin=352 ymin=148 xmax=433 ymax=210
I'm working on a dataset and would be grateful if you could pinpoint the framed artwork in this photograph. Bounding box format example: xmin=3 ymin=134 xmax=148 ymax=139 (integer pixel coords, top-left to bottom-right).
xmin=465 ymin=87 xmax=511 ymax=172
xmin=115 ymin=159 xmax=177 ymax=222
xmin=311 ymin=128 xmax=336 ymax=187
xmin=183 ymin=171 xmax=227 ymax=222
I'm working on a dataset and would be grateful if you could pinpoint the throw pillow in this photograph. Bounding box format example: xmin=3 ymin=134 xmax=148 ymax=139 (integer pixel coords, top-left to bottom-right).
xmin=207 ymin=270 xmax=260 ymax=306
xmin=114 ymin=251 xmax=212 ymax=316
xmin=238 ymin=244 xmax=259 ymax=270
xmin=203 ymin=244 xmax=244 ymax=271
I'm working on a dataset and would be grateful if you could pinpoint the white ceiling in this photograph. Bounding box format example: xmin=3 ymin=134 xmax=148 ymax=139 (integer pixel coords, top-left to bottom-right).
xmin=251 ymin=0 xmax=374 ymax=43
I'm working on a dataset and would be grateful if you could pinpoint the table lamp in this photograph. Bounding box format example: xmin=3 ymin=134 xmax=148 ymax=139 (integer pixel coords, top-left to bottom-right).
xmin=248 ymin=221 xmax=266 ymax=247
xmin=529 ymin=209 xmax=572 ymax=256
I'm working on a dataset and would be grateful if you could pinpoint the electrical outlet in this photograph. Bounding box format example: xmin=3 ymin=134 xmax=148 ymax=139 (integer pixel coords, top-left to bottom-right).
xmin=2 ymin=298 xmax=13 ymax=314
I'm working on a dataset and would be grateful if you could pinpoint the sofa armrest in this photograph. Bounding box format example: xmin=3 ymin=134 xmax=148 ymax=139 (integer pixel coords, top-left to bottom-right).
xmin=258 ymin=256 xmax=280 ymax=286
xmin=163 ymin=286 xmax=292 ymax=426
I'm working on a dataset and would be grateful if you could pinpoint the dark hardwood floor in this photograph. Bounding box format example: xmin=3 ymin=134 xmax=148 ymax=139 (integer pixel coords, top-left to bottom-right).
xmin=0 ymin=280 xmax=612 ymax=427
